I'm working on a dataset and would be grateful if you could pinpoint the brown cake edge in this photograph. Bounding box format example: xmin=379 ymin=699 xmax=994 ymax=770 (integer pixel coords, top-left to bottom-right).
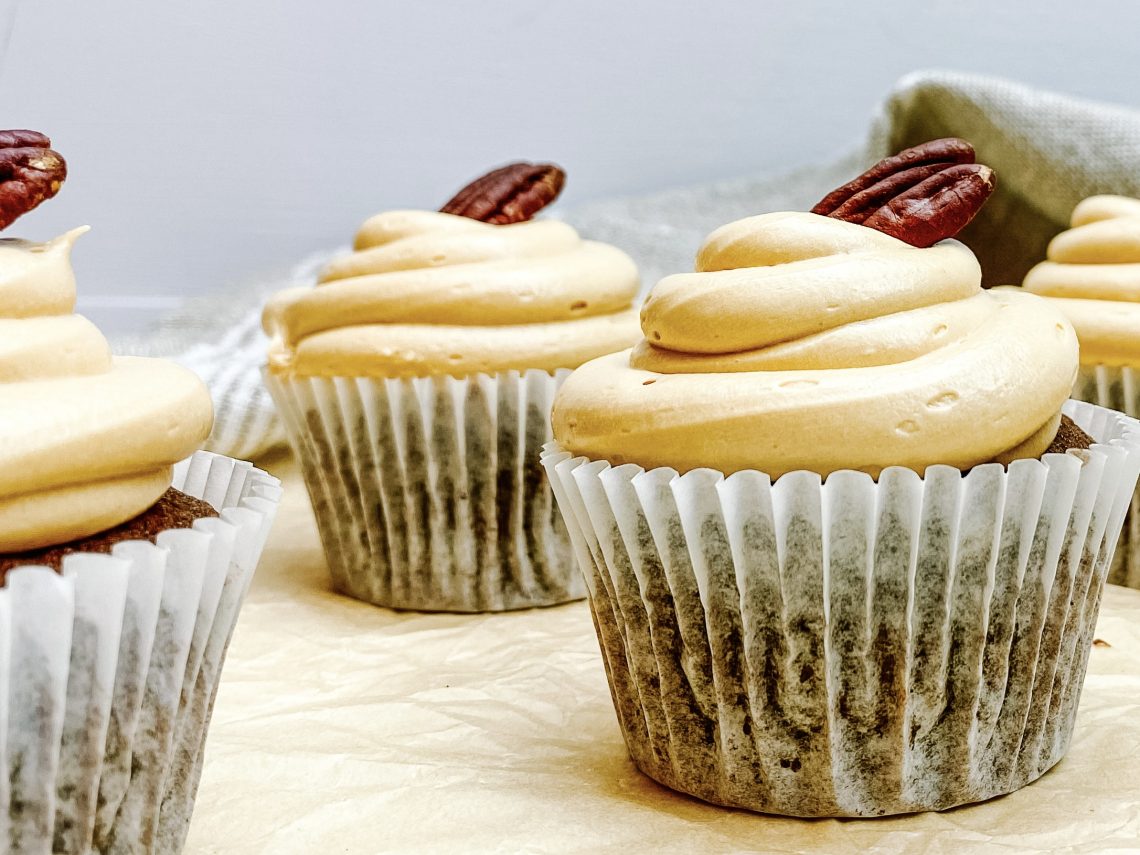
xmin=0 ymin=487 xmax=219 ymax=577
xmin=1042 ymin=414 xmax=1095 ymax=456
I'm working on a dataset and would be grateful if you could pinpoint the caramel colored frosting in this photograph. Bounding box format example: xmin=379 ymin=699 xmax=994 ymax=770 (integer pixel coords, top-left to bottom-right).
xmin=263 ymin=211 xmax=641 ymax=377
xmin=1022 ymin=195 xmax=1140 ymax=367
xmin=552 ymin=212 xmax=1079 ymax=477
xmin=0 ymin=229 xmax=213 ymax=551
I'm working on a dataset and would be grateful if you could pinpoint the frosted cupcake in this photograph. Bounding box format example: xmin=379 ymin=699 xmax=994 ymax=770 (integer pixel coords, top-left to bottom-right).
xmin=1022 ymin=195 xmax=1140 ymax=587
xmin=264 ymin=162 xmax=641 ymax=611
xmin=0 ymin=131 xmax=280 ymax=853
xmin=543 ymin=141 xmax=1140 ymax=817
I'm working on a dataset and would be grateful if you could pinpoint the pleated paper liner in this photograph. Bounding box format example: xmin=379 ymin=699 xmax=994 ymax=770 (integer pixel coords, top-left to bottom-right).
xmin=542 ymin=401 xmax=1140 ymax=817
xmin=265 ymin=369 xmax=581 ymax=612
xmin=1 ymin=451 xmax=281 ymax=854
xmin=1073 ymin=365 xmax=1139 ymax=588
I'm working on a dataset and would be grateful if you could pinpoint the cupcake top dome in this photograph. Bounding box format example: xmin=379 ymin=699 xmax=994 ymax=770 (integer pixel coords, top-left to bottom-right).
xmin=1022 ymin=194 xmax=1140 ymax=366
xmin=553 ymin=141 xmax=1080 ymax=478
xmin=552 ymin=213 xmax=1077 ymax=477
xmin=0 ymin=127 xmax=213 ymax=552
xmin=263 ymin=162 xmax=641 ymax=378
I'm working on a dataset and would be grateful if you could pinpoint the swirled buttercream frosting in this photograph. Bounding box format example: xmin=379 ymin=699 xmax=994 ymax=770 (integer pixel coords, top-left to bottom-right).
xmin=264 ymin=212 xmax=642 ymax=378
xmin=1022 ymin=195 xmax=1140 ymax=367
xmin=0 ymin=228 xmax=213 ymax=551
xmin=263 ymin=211 xmax=641 ymax=377
xmin=552 ymin=212 xmax=1079 ymax=477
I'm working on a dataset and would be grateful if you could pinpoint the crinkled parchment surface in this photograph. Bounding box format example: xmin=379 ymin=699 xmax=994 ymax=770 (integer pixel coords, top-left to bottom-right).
xmin=185 ymin=455 xmax=1140 ymax=855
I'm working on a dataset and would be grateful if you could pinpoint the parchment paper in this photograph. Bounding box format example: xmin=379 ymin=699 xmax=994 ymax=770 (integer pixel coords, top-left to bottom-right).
xmin=184 ymin=454 xmax=1140 ymax=854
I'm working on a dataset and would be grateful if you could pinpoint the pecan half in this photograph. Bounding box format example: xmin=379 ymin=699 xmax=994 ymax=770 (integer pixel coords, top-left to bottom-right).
xmin=440 ymin=162 xmax=565 ymax=224
xmin=0 ymin=130 xmax=67 ymax=230
xmin=812 ymin=138 xmax=994 ymax=247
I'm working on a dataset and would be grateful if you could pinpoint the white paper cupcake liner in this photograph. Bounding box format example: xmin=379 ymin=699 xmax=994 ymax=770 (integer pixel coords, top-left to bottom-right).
xmin=1 ymin=451 xmax=281 ymax=854
xmin=542 ymin=401 xmax=1140 ymax=817
xmin=266 ymin=369 xmax=580 ymax=613
xmin=1073 ymin=364 xmax=1140 ymax=589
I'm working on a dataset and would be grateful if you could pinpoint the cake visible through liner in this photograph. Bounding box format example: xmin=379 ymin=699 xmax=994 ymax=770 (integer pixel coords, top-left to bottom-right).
xmin=266 ymin=369 xmax=582 ymax=612
xmin=541 ymin=400 xmax=1140 ymax=816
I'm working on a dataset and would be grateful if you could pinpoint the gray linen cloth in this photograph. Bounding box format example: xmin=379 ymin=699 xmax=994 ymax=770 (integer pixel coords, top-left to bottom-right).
xmin=112 ymin=70 xmax=1140 ymax=461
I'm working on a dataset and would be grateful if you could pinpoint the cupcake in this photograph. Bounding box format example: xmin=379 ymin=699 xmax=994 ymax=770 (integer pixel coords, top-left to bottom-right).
xmin=542 ymin=141 xmax=1140 ymax=817
xmin=263 ymin=162 xmax=641 ymax=612
xmin=0 ymin=131 xmax=281 ymax=853
xmin=1022 ymin=195 xmax=1140 ymax=588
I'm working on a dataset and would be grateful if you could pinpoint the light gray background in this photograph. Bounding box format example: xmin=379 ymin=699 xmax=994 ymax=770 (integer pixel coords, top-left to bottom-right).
xmin=2 ymin=0 xmax=1138 ymax=334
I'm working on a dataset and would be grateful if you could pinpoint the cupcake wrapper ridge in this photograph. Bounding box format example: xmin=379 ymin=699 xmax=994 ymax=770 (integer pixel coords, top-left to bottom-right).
xmin=266 ymin=369 xmax=581 ymax=612
xmin=1 ymin=451 xmax=281 ymax=854
xmin=543 ymin=400 xmax=1140 ymax=817
xmin=1073 ymin=364 xmax=1140 ymax=589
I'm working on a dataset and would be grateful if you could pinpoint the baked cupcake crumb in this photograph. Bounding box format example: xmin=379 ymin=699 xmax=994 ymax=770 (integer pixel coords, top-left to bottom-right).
xmin=1044 ymin=414 xmax=1095 ymax=455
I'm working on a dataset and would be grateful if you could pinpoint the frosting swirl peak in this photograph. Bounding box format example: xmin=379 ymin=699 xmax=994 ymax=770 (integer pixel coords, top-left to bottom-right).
xmin=0 ymin=229 xmax=213 ymax=551
xmin=553 ymin=212 xmax=1078 ymax=477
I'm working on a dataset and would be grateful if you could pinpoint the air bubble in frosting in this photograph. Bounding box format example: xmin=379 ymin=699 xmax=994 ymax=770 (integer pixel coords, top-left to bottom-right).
xmin=926 ymin=391 xmax=960 ymax=410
